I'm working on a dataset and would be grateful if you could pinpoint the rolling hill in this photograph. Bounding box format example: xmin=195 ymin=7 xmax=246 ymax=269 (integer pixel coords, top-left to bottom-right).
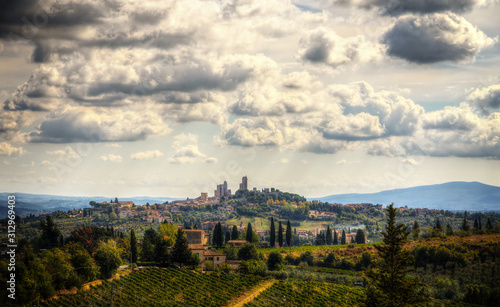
xmin=309 ymin=181 xmax=500 ymax=211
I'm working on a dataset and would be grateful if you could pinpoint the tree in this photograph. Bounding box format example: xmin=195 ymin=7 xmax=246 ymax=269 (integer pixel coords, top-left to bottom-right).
xmin=278 ymin=221 xmax=283 ymax=247
xmin=326 ymin=226 xmax=332 ymax=245
xmin=225 ymin=230 xmax=231 ymax=244
xmin=213 ymin=222 xmax=224 ymax=248
xmin=478 ymin=217 xmax=482 ymax=230
xmin=154 ymin=238 xmax=170 ymax=267
xmin=435 ymin=219 xmax=442 ymax=231
xmin=171 ymin=228 xmax=191 ymax=266
xmin=445 ymin=224 xmax=454 ymax=236
xmin=94 ymin=240 xmax=122 ymax=279
xmin=69 ymin=248 xmax=98 ymax=283
xmin=267 ymin=251 xmax=284 ymax=271
xmin=246 ymin=223 xmax=253 ymax=243
xmin=286 ymin=220 xmax=292 ymax=248
xmin=333 ymin=230 xmax=338 ymax=244
xmin=356 ymin=229 xmax=366 ymax=244
xmin=315 ymin=231 xmax=325 ymax=245
xmin=141 ymin=228 xmax=157 ymax=262
xmin=341 ymin=230 xmax=346 ymax=245
xmin=40 ymin=215 xmax=61 ymax=249
xmin=231 ymin=225 xmax=239 ymax=240
xmin=130 ymin=229 xmax=137 ymax=263
xmin=486 ymin=218 xmax=493 ymax=232
xmin=462 ymin=212 xmax=470 ymax=231
xmin=473 ymin=219 xmax=479 ymax=230
xmin=237 ymin=243 xmax=260 ymax=261
xmin=412 ymin=220 xmax=420 ymax=241
xmin=364 ymin=204 xmax=428 ymax=307
xmin=189 ymin=253 xmax=200 ymax=269
xmin=223 ymin=244 xmax=238 ymax=260
xmin=270 ymin=217 xmax=276 ymax=247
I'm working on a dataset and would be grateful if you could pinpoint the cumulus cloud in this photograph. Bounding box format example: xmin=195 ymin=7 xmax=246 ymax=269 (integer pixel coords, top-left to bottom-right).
xmin=169 ymin=133 xmax=216 ymax=164
xmin=423 ymin=104 xmax=480 ymax=131
xmin=223 ymin=81 xmax=424 ymax=154
xmin=299 ymin=27 xmax=384 ymax=68
xmin=0 ymin=110 xmax=34 ymax=141
xmin=369 ymin=107 xmax=500 ymax=159
xmin=0 ymin=142 xmax=24 ymax=156
xmin=358 ymin=0 xmax=487 ymax=16
xmin=467 ymin=84 xmax=500 ymax=114
xmin=29 ymin=105 xmax=171 ymax=143
xmin=100 ymin=154 xmax=123 ymax=163
xmin=131 ymin=150 xmax=164 ymax=160
xmin=383 ymin=13 xmax=496 ymax=64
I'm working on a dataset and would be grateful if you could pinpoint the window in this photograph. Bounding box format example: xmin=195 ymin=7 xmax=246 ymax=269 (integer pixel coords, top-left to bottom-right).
xmin=217 ymin=257 xmax=219 ymax=261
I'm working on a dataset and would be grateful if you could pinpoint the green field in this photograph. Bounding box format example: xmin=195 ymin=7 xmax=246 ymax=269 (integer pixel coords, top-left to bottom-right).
xmin=244 ymin=279 xmax=365 ymax=306
xmin=33 ymin=268 xmax=262 ymax=307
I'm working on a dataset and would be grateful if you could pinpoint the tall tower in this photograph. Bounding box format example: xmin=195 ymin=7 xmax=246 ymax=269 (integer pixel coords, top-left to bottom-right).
xmin=239 ymin=176 xmax=248 ymax=190
xmin=223 ymin=181 xmax=228 ymax=196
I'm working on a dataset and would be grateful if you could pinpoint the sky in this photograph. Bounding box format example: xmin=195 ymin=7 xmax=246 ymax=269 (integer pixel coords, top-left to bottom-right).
xmin=0 ymin=0 xmax=499 ymax=199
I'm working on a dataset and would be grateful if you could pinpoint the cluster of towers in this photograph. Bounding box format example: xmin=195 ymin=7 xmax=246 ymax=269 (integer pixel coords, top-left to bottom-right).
xmin=214 ymin=176 xmax=248 ymax=198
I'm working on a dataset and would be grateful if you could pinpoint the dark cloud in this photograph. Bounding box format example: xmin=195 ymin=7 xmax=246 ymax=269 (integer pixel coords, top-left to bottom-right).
xmin=0 ymin=0 xmax=112 ymax=39
xmin=467 ymin=84 xmax=500 ymax=114
xmin=359 ymin=0 xmax=481 ymax=16
xmin=29 ymin=106 xmax=170 ymax=143
xmin=383 ymin=13 xmax=494 ymax=64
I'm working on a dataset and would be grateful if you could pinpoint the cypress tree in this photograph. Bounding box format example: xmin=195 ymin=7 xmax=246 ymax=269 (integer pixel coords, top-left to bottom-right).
xmin=326 ymin=226 xmax=332 ymax=245
xmin=473 ymin=219 xmax=478 ymax=230
xmin=315 ymin=231 xmax=325 ymax=245
xmin=225 ymin=230 xmax=231 ymax=244
xmin=286 ymin=220 xmax=292 ymax=248
xmin=341 ymin=230 xmax=346 ymax=245
xmin=333 ymin=230 xmax=338 ymax=244
xmin=355 ymin=229 xmax=366 ymax=244
xmin=130 ymin=229 xmax=137 ymax=263
xmin=412 ymin=220 xmax=420 ymax=240
xmin=270 ymin=217 xmax=276 ymax=247
xmin=462 ymin=212 xmax=470 ymax=231
xmin=246 ymin=223 xmax=253 ymax=243
xmin=445 ymin=224 xmax=454 ymax=236
xmin=218 ymin=222 xmax=225 ymax=247
xmin=478 ymin=217 xmax=482 ymax=230
xmin=172 ymin=228 xmax=191 ymax=265
xmin=364 ymin=204 xmax=429 ymax=306
xmin=435 ymin=218 xmax=442 ymax=231
xmin=486 ymin=218 xmax=493 ymax=231
xmin=278 ymin=221 xmax=283 ymax=247
xmin=232 ymin=225 xmax=239 ymax=240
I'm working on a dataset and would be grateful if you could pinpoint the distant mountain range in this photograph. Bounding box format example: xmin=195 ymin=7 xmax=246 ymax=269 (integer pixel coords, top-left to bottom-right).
xmin=0 ymin=193 xmax=180 ymax=218
xmin=309 ymin=181 xmax=500 ymax=211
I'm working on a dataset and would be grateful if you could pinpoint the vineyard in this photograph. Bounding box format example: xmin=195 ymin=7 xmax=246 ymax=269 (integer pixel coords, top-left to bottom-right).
xmin=33 ymin=268 xmax=262 ymax=307
xmin=243 ymin=279 xmax=365 ymax=306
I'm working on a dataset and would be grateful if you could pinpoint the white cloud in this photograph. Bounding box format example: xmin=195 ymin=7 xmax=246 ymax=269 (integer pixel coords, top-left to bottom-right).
xmin=299 ymin=27 xmax=385 ymax=68
xmin=0 ymin=142 xmax=24 ymax=156
xmin=280 ymin=158 xmax=290 ymax=164
xmin=100 ymin=154 xmax=123 ymax=163
xmin=131 ymin=150 xmax=164 ymax=160
xmin=169 ymin=133 xmax=216 ymax=164
xmin=336 ymin=159 xmax=347 ymax=165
